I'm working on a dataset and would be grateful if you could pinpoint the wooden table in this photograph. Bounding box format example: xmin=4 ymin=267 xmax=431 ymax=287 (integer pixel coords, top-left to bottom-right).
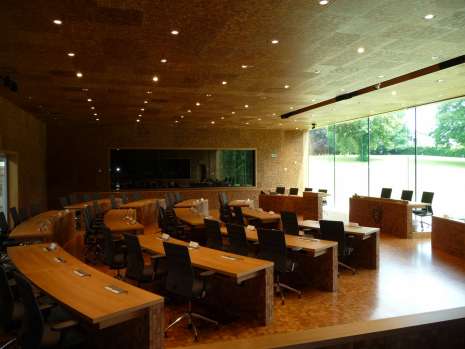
xmin=220 ymin=227 xmax=337 ymax=292
xmin=119 ymin=199 xmax=159 ymax=226
xmin=139 ymin=233 xmax=274 ymax=325
xmin=175 ymin=199 xmax=199 ymax=208
xmin=300 ymin=220 xmax=380 ymax=269
xmin=259 ymin=192 xmax=323 ymax=220
xmin=349 ymin=196 xmax=427 ymax=238
xmin=241 ymin=207 xmax=281 ymax=224
xmin=8 ymin=244 xmax=164 ymax=349
xmin=432 ymin=216 xmax=465 ymax=259
xmin=104 ymin=209 xmax=145 ymax=234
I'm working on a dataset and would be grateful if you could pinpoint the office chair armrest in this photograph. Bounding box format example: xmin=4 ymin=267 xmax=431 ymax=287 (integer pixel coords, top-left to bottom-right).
xmin=39 ymin=303 xmax=56 ymax=312
xmin=199 ymin=270 xmax=215 ymax=278
xmin=150 ymin=254 xmax=165 ymax=261
xmin=50 ymin=320 xmax=79 ymax=331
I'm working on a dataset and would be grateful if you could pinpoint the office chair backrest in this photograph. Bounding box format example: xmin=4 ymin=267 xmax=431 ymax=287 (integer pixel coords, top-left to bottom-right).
xmin=165 ymin=193 xmax=176 ymax=209
xmin=318 ymin=189 xmax=328 ymax=193
xmin=92 ymin=200 xmax=101 ymax=216
xmin=204 ymin=219 xmax=223 ymax=250
xmin=401 ymin=190 xmax=413 ymax=201
xmin=232 ymin=206 xmax=245 ymax=226
xmin=13 ymin=271 xmax=44 ymax=349
xmin=0 ymin=266 xmax=14 ymax=329
xmin=280 ymin=211 xmax=300 ymax=235
xmin=289 ymin=188 xmax=299 ymax=195
xmin=319 ymin=220 xmax=346 ymax=257
xmin=421 ymin=191 xmax=434 ymax=213
xmin=102 ymin=227 xmax=117 ymax=266
xmin=218 ymin=192 xmax=229 ymax=207
xmin=124 ymin=233 xmax=145 ymax=280
xmin=82 ymin=194 xmax=91 ymax=202
xmin=380 ymin=188 xmax=392 ymax=199
xmin=256 ymin=228 xmax=287 ymax=273
xmin=0 ymin=212 xmax=10 ymax=234
xmin=158 ymin=207 xmax=168 ymax=233
xmin=226 ymin=223 xmax=249 ymax=256
xmin=276 ymin=186 xmax=285 ymax=194
xmin=110 ymin=195 xmax=118 ymax=209
xmin=174 ymin=192 xmax=182 ymax=203
xmin=9 ymin=207 xmax=21 ymax=227
xmin=59 ymin=196 xmax=69 ymax=209
xmin=219 ymin=205 xmax=233 ymax=224
xmin=163 ymin=242 xmax=195 ymax=299
xmin=83 ymin=207 xmax=93 ymax=233
xmin=304 ymin=188 xmax=313 ymax=192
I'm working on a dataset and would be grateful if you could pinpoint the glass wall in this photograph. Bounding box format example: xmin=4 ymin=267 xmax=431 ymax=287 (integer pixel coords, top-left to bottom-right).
xmin=308 ymin=96 xmax=465 ymax=217
xmin=0 ymin=155 xmax=7 ymax=217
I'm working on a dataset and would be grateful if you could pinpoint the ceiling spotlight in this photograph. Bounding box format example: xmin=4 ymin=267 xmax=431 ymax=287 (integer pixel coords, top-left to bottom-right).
xmin=82 ymin=88 xmax=88 ymax=91
xmin=211 ymin=121 xmax=215 ymax=125
xmin=206 ymin=93 xmax=212 ymax=97
xmin=90 ymin=106 xmax=95 ymax=110
xmin=378 ymin=75 xmax=385 ymax=78
xmin=180 ymin=115 xmax=185 ymax=119
xmin=195 ymin=102 xmax=201 ymax=106
xmin=271 ymin=39 xmax=279 ymax=44
xmin=67 ymin=52 xmax=75 ymax=57
xmin=244 ymin=104 xmax=249 ymax=108
xmin=160 ymin=58 xmax=167 ymax=63
xmin=138 ymin=114 xmax=142 ymax=117
xmin=152 ymin=76 xmax=159 ymax=82
xmin=87 ymin=98 xmax=92 ymax=102
xmin=221 ymin=116 xmax=225 ymax=120
xmin=95 ymin=118 xmax=100 ymax=121
xmin=424 ymin=14 xmax=435 ymax=20
xmin=136 ymin=119 xmax=141 ymax=123
xmin=171 ymin=30 xmax=179 ymax=35
xmin=53 ymin=19 xmax=62 ymax=25
xmin=284 ymin=85 xmax=290 ymax=89
xmin=272 ymin=113 xmax=276 ymax=116
xmin=140 ymin=108 xmax=145 ymax=111
xmin=231 ymin=111 xmax=236 ymax=114
xmin=319 ymin=0 xmax=329 ymax=5
xmin=93 ymin=113 xmax=98 ymax=116
xmin=174 ymin=120 xmax=179 ymax=123
xmin=289 ymin=106 xmax=294 ymax=110
xmin=357 ymin=47 xmax=365 ymax=54
xmin=76 ymin=72 xmax=83 ymax=78
xmin=144 ymin=100 xmax=148 ymax=104
xmin=241 ymin=65 xmax=248 ymax=69
xmin=391 ymin=90 xmax=397 ymax=96
xmin=245 ymin=122 xmax=250 ymax=125
xmin=295 ymin=127 xmax=299 ymax=130
xmin=311 ymin=99 xmax=316 ymax=102
xmin=146 ymin=90 xmax=152 ymax=94
xmin=222 ymin=81 xmax=228 ymax=85
xmin=187 ymin=109 xmax=192 ymax=113
xmin=437 ymin=79 xmax=444 ymax=83
xmin=258 ymin=118 xmax=262 ymax=121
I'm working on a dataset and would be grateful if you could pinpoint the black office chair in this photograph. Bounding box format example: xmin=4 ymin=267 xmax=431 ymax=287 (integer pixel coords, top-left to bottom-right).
xmin=401 ymin=190 xmax=414 ymax=201
xmin=276 ymin=186 xmax=285 ymax=195
xmin=1 ymin=212 xmax=18 ymax=253
xmin=164 ymin=193 xmax=176 ymax=209
xmin=380 ymin=188 xmax=392 ymax=199
xmin=304 ymin=188 xmax=313 ymax=192
xmin=0 ymin=212 xmax=11 ymax=236
xmin=232 ymin=206 xmax=245 ymax=226
xmin=218 ymin=192 xmax=229 ymax=207
xmin=82 ymin=207 xmax=104 ymax=264
xmin=256 ymin=228 xmax=302 ymax=304
xmin=110 ymin=195 xmax=119 ymax=209
xmin=102 ymin=227 xmax=126 ymax=279
xmin=158 ymin=207 xmax=189 ymax=240
xmin=123 ymin=234 xmax=166 ymax=287
xmin=12 ymin=272 xmax=81 ymax=349
xmin=318 ymin=189 xmax=328 ymax=206
xmin=319 ymin=220 xmax=355 ymax=274
xmin=163 ymin=242 xmax=218 ymax=341
xmin=204 ymin=219 xmax=224 ymax=250
xmin=413 ymin=191 xmax=434 ymax=231
xmin=9 ymin=208 xmax=22 ymax=227
xmin=219 ymin=204 xmax=233 ymax=224
xmin=1 ymin=265 xmax=25 ymax=335
xmin=225 ymin=223 xmax=250 ymax=256
xmin=280 ymin=211 xmax=312 ymax=237
xmin=289 ymin=188 xmax=299 ymax=195
xmin=59 ymin=197 xmax=69 ymax=209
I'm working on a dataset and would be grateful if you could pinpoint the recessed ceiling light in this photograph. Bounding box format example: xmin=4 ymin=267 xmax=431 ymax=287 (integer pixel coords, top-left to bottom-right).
xmin=284 ymin=85 xmax=290 ymax=89
xmin=67 ymin=52 xmax=75 ymax=57
xmin=140 ymin=108 xmax=145 ymax=111
xmin=82 ymin=88 xmax=88 ymax=92
xmin=146 ymin=90 xmax=152 ymax=94
xmin=245 ymin=122 xmax=250 ymax=125
xmin=314 ymin=70 xmax=320 ymax=74
xmin=171 ymin=30 xmax=179 ymax=35
xmin=391 ymin=90 xmax=397 ymax=96
xmin=53 ymin=19 xmax=62 ymax=25
xmin=357 ymin=47 xmax=365 ymax=54
xmin=87 ymin=98 xmax=92 ymax=102
xmin=93 ymin=113 xmax=98 ymax=116
xmin=138 ymin=114 xmax=142 ymax=117
xmin=206 ymin=94 xmax=212 ymax=97
xmin=295 ymin=127 xmax=299 ymax=130
xmin=144 ymin=100 xmax=148 ymax=104
xmin=136 ymin=119 xmax=141 ymax=123
xmin=90 ymin=106 xmax=95 ymax=110
xmin=174 ymin=120 xmax=179 ymax=123
xmin=241 ymin=65 xmax=248 ymax=69
xmin=244 ymin=104 xmax=249 ymax=108
xmin=271 ymin=39 xmax=279 ymax=44
xmin=221 ymin=116 xmax=225 ymax=120
xmin=231 ymin=111 xmax=236 ymax=114
xmin=289 ymin=106 xmax=294 ymax=110
xmin=311 ymin=99 xmax=316 ymax=102
xmin=160 ymin=58 xmax=167 ymax=63
xmin=152 ymin=76 xmax=159 ymax=82
xmin=319 ymin=0 xmax=329 ymax=5
xmin=437 ymin=79 xmax=444 ymax=83
xmin=187 ymin=109 xmax=192 ymax=113
xmin=272 ymin=113 xmax=276 ymax=116
xmin=95 ymin=118 xmax=100 ymax=121
xmin=258 ymin=118 xmax=262 ymax=121
xmin=195 ymin=102 xmax=201 ymax=106
xmin=222 ymin=81 xmax=228 ymax=85
xmin=424 ymin=14 xmax=435 ymax=20
xmin=378 ymin=75 xmax=385 ymax=78
xmin=180 ymin=115 xmax=185 ymax=119
xmin=211 ymin=121 xmax=215 ymax=125
xmin=76 ymin=72 xmax=83 ymax=78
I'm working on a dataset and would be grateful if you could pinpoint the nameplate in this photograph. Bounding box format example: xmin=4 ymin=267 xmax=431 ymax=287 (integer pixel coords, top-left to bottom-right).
xmin=54 ymin=257 xmax=66 ymax=263
xmin=221 ymin=255 xmax=243 ymax=261
xmin=104 ymin=285 xmax=128 ymax=294
xmin=73 ymin=269 xmax=91 ymax=277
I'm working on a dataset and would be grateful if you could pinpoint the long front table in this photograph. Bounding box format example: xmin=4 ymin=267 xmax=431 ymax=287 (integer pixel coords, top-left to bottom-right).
xmin=8 ymin=244 xmax=164 ymax=349
xmin=259 ymin=192 xmax=323 ymax=220
xmin=139 ymin=233 xmax=274 ymax=325
xmin=432 ymin=216 xmax=465 ymax=259
xmin=349 ymin=196 xmax=428 ymax=238
xmin=300 ymin=220 xmax=380 ymax=269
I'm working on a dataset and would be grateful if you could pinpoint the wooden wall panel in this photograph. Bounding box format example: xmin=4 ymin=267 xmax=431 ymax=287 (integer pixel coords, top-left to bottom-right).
xmin=432 ymin=216 xmax=465 ymax=259
xmin=259 ymin=192 xmax=322 ymax=220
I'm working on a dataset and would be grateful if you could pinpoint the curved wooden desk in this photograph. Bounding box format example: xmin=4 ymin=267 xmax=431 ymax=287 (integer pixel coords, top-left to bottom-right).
xmin=119 ymin=199 xmax=159 ymax=226
xmin=8 ymin=244 xmax=163 ymax=349
xmin=104 ymin=209 xmax=144 ymax=234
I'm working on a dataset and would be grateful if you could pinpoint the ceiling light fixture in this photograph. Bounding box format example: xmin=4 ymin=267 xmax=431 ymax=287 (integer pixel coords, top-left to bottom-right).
xmin=87 ymin=98 xmax=92 ymax=102
xmin=146 ymin=90 xmax=152 ymax=94
xmin=241 ymin=65 xmax=248 ymax=69
xmin=357 ymin=47 xmax=365 ymax=54
xmin=93 ymin=113 xmax=98 ymax=116
xmin=152 ymin=76 xmax=159 ymax=82
xmin=231 ymin=111 xmax=236 ymax=114
xmin=378 ymin=75 xmax=385 ymax=78
xmin=211 ymin=121 xmax=215 ymax=125
xmin=90 ymin=106 xmax=95 ymax=110
xmin=221 ymin=116 xmax=225 ymax=120
xmin=160 ymin=58 xmax=167 ymax=63
xmin=171 ymin=30 xmax=179 ymax=35
xmin=245 ymin=122 xmax=250 ymax=125
xmin=195 ymin=102 xmax=201 ymax=106
xmin=391 ymin=90 xmax=397 ymax=96
xmin=95 ymin=118 xmax=100 ymax=121
xmin=244 ymin=104 xmax=249 ymax=108
xmin=437 ymin=79 xmax=444 ymax=83
xmin=53 ymin=19 xmax=62 ymax=25
xmin=76 ymin=72 xmax=83 ymax=78
xmin=180 ymin=115 xmax=185 ymax=119
xmin=314 ymin=70 xmax=320 ymax=74
xmin=136 ymin=119 xmax=141 ymax=123
xmin=140 ymin=108 xmax=145 ymax=111
xmin=174 ymin=120 xmax=179 ymax=123
xmin=206 ymin=94 xmax=212 ymax=97
xmin=424 ymin=14 xmax=435 ymax=20
xmin=284 ymin=85 xmax=290 ymax=89
xmin=271 ymin=39 xmax=279 ymax=44
xmin=222 ymin=81 xmax=228 ymax=85
xmin=187 ymin=109 xmax=192 ymax=113
xmin=67 ymin=52 xmax=75 ymax=57
xmin=319 ymin=0 xmax=329 ymax=5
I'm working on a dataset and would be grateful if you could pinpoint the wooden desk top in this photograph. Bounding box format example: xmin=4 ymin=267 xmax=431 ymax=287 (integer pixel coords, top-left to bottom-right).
xmin=174 ymin=199 xmax=200 ymax=208
xmin=408 ymin=202 xmax=430 ymax=209
xmin=139 ymin=234 xmax=272 ymax=283
xmin=300 ymin=220 xmax=379 ymax=237
xmin=174 ymin=208 xmax=219 ymax=227
xmin=433 ymin=215 xmax=465 ymax=224
xmin=10 ymin=211 xmax=67 ymax=240
xmin=228 ymin=199 xmax=252 ymax=207
xmin=65 ymin=198 xmax=111 ymax=210
xmin=220 ymin=227 xmax=337 ymax=256
xmin=104 ymin=209 xmax=144 ymax=233
xmin=120 ymin=198 xmax=159 ymax=209
xmin=8 ymin=244 xmax=162 ymax=328
xmin=242 ymin=207 xmax=281 ymax=222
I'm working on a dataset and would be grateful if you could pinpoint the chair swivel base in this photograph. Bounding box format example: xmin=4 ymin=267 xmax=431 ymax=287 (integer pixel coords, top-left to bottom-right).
xmin=276 ymin=282 xmax=302 ymax=305
xmin=165 ymin=302 xmax=218 ymax=341
xmin=339 ymin=262 xmax=356 ymax=275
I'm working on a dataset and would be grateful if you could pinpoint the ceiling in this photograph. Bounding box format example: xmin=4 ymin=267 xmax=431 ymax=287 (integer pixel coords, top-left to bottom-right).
xmin=1 ymin=0 xmax=465 ymax=130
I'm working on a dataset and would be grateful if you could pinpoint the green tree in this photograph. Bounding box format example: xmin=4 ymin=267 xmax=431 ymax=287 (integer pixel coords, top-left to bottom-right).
xmin=431 ymin=100 xmax=465 ymax=148
xmin=369 ymin=112 xmax=410 ymax=154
